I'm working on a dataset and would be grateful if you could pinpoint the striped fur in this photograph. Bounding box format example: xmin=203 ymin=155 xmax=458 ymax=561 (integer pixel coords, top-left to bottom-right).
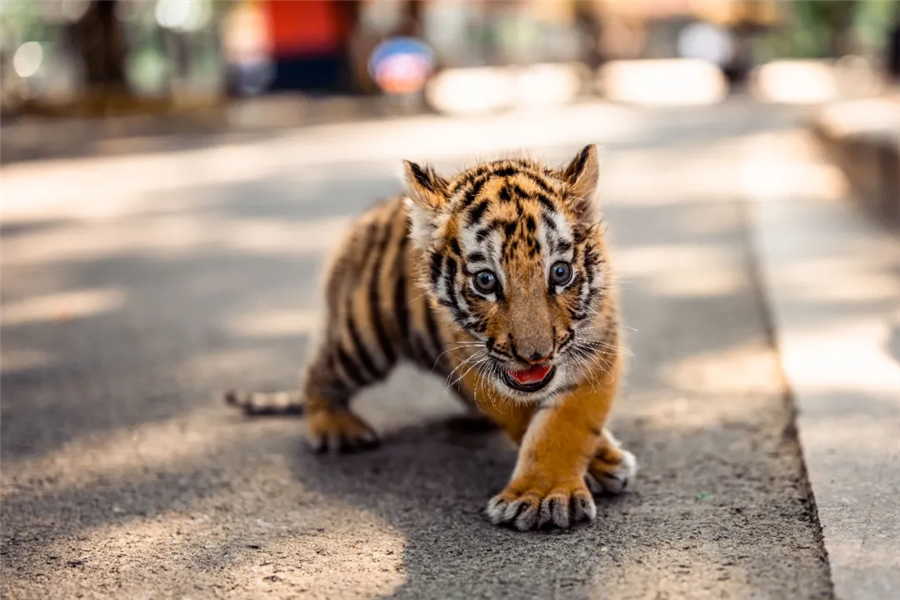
xmin=225 ymin=146 xmax=637 ymax=530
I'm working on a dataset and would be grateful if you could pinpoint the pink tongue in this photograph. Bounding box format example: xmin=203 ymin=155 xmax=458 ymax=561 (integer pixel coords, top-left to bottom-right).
xmin=510 ymin=364 xmax=552 ymax=384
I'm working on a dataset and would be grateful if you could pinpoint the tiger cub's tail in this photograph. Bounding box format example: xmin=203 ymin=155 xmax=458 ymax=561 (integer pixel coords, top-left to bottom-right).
xmin=223 ymin=389 xmax=305 ymax=417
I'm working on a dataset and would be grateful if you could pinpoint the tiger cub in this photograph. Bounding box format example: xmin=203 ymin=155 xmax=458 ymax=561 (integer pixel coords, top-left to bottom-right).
xmin=225 ymin=145 xmax=636 ymax=531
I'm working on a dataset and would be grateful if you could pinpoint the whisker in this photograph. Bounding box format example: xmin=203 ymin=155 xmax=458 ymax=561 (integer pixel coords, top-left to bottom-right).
xmin=432 ymin=342 xmax=485 ymax=371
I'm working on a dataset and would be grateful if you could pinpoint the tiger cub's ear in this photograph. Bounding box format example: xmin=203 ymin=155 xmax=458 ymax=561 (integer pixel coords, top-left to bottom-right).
xmin=403 ymin=161 xmax=449 ymax=212
xmin=403 ymin=160 xmax=450 ymax=249
xmin=561 ymin=144 xmax=600 ymax=221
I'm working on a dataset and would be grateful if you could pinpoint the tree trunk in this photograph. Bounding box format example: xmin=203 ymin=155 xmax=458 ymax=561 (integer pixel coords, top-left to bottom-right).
xmin=68 ymin=0 xmax=130 ymax=96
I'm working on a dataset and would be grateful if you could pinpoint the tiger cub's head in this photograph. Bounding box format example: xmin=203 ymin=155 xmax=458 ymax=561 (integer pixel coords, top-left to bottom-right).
xmin=403 ymin=145 xmax=616 ymax=402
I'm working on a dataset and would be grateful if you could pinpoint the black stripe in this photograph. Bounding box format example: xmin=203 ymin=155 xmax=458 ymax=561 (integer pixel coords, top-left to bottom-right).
xmin=422 ymin=301 xmax=443 ymax=370
xmin=410 ymin=163 xmax=435 ymax=191
xmin=536 ymin=193 xmax=556 ymax=213
xmin=430 ymin=251 xmax=443 ymax=286
xmin=511 ymin=184 xmax=529 ymax=200
xmin=557 ymin=328 xmax=575 ymax=353
xmin=542 ymin=212 xmax=557 ymax=232
xmin=521 ymin=172 xmax=554 ymax=195
xmin=467 ymin=200 xmax=490 ymax=225
xmin=313 ymin=351 xmax=353 ymax=401
xmin=345 ymin=309 xmax=382 ymax=380
xmin=368 ymin=218 xmax=398 ymax=366
xmin=449 ymin=237 xmax=461 ymax=257
xmin=393 ymin=242 xmax=413 ymax=356
xmin=475 ymin=227 xmax=491 ymax=242
xmin=335 ymin=345 xmax=369 ymax=387
xmin=449 ymin=165 xmax=488 ymax=194
xmin=585 ymin=286 xmax=599 ymax=310
xmin=493 ymin=166 xmax=516 ymax=177
xmin=463 ymin=175 xmax=490 ymax=206
xmin=466 ymin=251 xmax=486 ymax=263
xmin=573 ymin=226 xmax=587 ymax=245
xmin=443 ymin=257 xmax=459 ymax=308
xmin=409 ymin=335 xmax=427 ymax=367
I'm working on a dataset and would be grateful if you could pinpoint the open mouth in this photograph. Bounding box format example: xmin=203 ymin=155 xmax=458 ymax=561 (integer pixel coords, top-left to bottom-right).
xmin=501 ymin=364 xmax=556 ymax=393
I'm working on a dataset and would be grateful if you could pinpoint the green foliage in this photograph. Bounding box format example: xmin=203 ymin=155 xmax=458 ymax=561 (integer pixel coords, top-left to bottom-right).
xmin=757 ymin=0 xmax=895 ymax=60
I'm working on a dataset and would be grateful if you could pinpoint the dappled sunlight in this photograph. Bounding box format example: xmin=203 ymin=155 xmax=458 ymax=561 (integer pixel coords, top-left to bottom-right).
xmin=1 ymin=288 xmax=126 ymax=326
xmin=2 ymin=214 xmax=351 ymax=268
xmin=739 ymin=130 xmax=848 ymax=202
xmin=592 ymin=546 xmax=757 ymax=599
xmin=661 ymin=341 xmax=783 ymax=400
xmin=2 ymin=215 xmax=211 ymax=265
xmin=226 ymin=307 xmax=322 ymax=339
xmin=649 ymin=266 xmax=745 ymax=299
xmin=3 ymin=413 xmax=407 ymax=600
xmin=614 ymin=244 xmax=734 ymax=280
xmin=781 ymin=322 xmax=899 ymax=398
xmin=601 ymin=154 xmax=743 ymax=206
xmin=2 ymin=101 xmax=652 ymax=223
xmin=613 ymin=241 xmax=747 ymax=301
xmin=0 ymin=348 xmax=55 ymax=374
xmin=2 ymin=406 xmax=241 ymax=491
xmin=774 ymin=256 xmax=898 ymax=305
xmin=628 ymin=368 xmax=783 ymax=432
xmin=17 ymin=500 xmax=407 ymax=600
xmin=221 ymin=216 xmax=351 ymax=257
xmin=740 ymin=157 xmax=848 ymax=203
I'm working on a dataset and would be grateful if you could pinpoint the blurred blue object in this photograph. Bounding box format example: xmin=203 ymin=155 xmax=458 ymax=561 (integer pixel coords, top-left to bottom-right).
xmin=367 ymin=36 xmax=434 ymax=95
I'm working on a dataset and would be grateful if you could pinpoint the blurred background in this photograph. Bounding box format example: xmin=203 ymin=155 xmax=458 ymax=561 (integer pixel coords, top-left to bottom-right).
xmin=1 ymin=0 xmax=898 ymax=117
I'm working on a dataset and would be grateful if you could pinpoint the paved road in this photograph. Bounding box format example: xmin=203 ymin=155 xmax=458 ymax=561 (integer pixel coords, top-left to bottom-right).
xmin=2 ymin=100 xmax=832 ymax=599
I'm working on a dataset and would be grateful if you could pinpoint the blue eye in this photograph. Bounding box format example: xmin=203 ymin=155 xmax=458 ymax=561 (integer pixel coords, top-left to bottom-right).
xmin=473 ymin=270 xmax=498 ymax=294
xmin=550 ymin=262 xmax=573 ymax=286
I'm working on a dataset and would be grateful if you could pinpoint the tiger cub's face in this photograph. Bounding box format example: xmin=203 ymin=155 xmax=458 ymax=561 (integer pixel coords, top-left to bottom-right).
xmin=404 ymin=145 xmax=614 ymax=402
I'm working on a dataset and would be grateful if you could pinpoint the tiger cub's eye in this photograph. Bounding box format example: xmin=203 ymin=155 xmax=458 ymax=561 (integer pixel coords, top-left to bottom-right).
xmin=473 ymin=270 xmax=498 ymax=294
xmin=549 ymin=261 xmax=573 ymax=286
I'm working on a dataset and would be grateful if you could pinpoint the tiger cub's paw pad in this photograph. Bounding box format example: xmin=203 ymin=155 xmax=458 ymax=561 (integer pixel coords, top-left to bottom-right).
xmin=306 ymin=410 xmax=379 ymax=454
xmin=486 ymin=481 xmax=596 ymax=531
xmin=586 ymin=448 xmax=637 ymax=495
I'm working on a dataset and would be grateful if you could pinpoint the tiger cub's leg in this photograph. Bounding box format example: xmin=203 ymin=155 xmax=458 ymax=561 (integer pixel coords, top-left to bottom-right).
xmin=586 ymin=428 xmax=637 ymax=495
xmin=301 ymin=342 xmax=385 ymax=454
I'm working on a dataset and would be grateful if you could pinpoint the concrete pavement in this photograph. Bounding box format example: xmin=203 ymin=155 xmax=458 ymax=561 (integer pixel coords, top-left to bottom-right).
xmin=2 ymin=100 xmax=833 ymax=599
xmin=747 ymin=128 xmax=900 ymax=600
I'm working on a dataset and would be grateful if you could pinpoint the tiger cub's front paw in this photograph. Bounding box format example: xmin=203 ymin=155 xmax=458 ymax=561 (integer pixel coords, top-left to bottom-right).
xmin=306 ymin=409 xmax=379 ymax=454
xmin=486 ymin=478 xmax=596 ymax=531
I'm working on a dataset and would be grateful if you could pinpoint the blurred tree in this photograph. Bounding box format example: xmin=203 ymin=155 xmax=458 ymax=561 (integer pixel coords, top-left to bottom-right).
xmin=65 ymin=0 xmax=130 ymax=99
xmin=792 ymin=0 xmax=856 ymax=57
xmin=68 ymin=0 xmax=235 ymax=108
xmin=574 ymin=0 xmax=605 ymax=69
